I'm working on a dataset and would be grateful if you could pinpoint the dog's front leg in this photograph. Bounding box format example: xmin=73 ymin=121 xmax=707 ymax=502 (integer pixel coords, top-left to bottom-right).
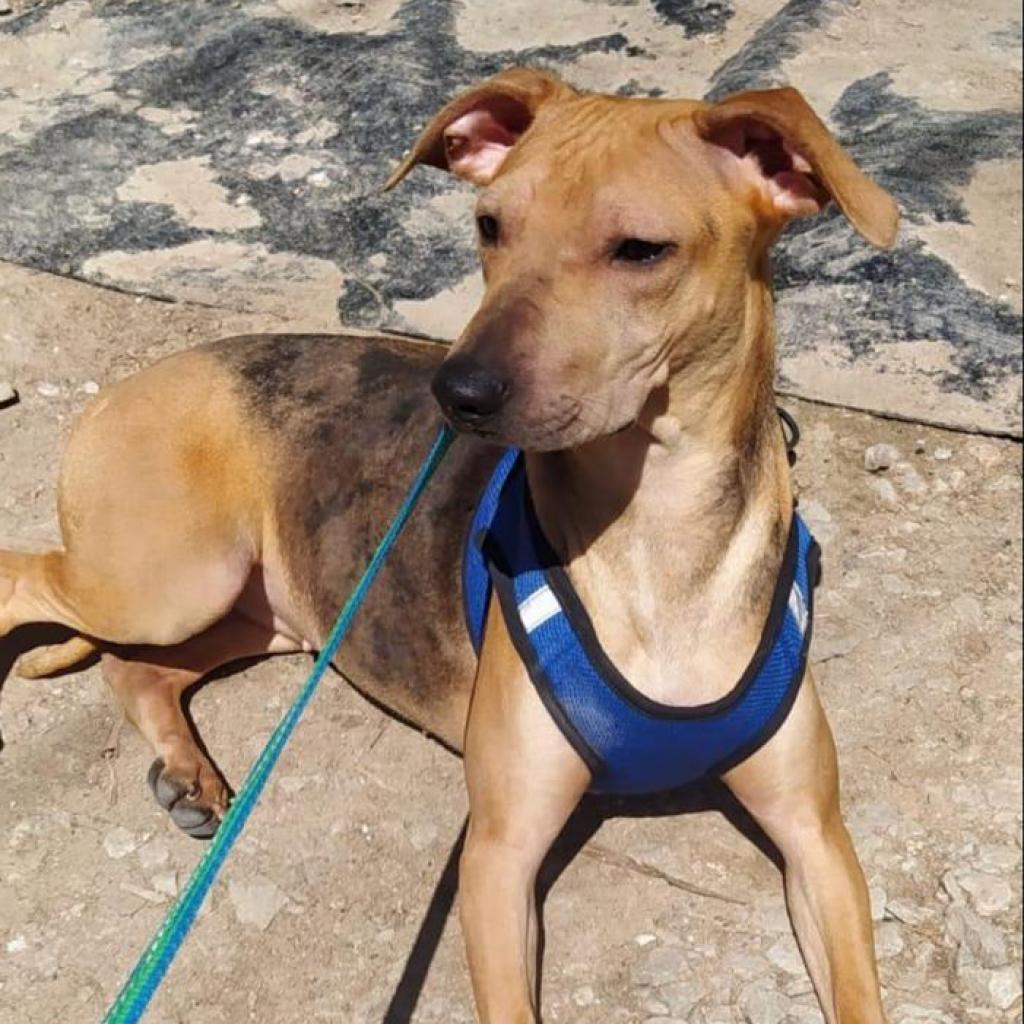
xmin=724 ymin=672 xmax=887 ymax=1024
xmin=460 ymin=603 xmax=591 ymax=1023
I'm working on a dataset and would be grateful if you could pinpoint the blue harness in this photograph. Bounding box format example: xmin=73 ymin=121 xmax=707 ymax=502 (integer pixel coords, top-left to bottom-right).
xmin=463 ymin=448 xmax=820 ymax=796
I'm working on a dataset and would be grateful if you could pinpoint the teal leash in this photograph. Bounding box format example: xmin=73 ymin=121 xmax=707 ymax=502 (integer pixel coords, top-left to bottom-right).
xmin=102 ymin=423 xmax=457 ymax=1024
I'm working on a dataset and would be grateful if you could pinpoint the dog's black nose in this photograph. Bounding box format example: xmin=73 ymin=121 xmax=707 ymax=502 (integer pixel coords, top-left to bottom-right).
xmin=431 ymin=356 xmax=510 ymax=426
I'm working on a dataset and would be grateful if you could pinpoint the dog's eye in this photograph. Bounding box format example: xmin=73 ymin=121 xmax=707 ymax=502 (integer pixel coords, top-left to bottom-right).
xmin=477 ymin=215 xmax=500 ymax=245
xmin=613 ymin=238 xmax=671 ymax=263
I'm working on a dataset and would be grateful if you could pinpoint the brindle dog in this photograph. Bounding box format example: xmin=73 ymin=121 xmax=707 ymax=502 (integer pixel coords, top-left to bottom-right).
xmin=1 ymin=69 xmax=897 ymax=1023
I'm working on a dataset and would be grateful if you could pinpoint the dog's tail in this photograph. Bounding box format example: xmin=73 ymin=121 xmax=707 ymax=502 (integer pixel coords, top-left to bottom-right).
xmin=15 ymin=635 xmax=99 ymax=679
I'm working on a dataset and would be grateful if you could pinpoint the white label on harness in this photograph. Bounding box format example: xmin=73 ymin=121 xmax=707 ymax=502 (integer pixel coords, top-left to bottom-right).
xmin=519 ymin=584 xmax=561 ymax=633
xmin=788 ymin=584 xmax=809 ymax=636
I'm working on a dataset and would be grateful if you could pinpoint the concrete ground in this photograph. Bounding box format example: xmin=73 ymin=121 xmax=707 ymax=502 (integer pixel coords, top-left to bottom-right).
xmin=0 ymin=261 xmax=1020 ymax=1023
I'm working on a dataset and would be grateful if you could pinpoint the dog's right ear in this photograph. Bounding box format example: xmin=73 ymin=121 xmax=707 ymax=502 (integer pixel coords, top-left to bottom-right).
xmin=384 ymin=68 xmax=574 ymax=190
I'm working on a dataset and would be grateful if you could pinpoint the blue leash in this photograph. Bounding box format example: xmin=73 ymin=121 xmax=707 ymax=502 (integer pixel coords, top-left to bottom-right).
xmin=103 ymin=423 xmax=457 ymax=1024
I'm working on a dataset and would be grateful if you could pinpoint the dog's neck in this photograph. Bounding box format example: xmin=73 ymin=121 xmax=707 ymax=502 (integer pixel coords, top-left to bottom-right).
xmin=525 ymin=275 xmax=792 ymax=705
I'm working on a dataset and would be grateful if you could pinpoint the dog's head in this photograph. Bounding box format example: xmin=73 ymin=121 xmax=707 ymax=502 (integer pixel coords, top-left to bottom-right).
xmin=388 ymin=68 xmax=898 ymax=450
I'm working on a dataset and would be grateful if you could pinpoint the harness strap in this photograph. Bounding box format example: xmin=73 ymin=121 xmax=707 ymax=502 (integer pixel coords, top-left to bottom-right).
xmin=778 ymin=406 xmax=801 ymax=467
xmin=463 ymin=449 xmax=820 ymax=796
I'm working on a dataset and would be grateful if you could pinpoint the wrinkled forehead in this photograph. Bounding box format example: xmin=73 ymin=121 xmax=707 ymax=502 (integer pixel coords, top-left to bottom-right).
xmin=481 ymin=94 xmax=722 ymax=230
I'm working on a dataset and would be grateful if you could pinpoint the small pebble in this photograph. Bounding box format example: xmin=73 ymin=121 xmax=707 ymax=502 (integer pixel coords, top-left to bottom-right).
xmin=406 ymin=820 xmax=438 ymax=851
xmin=933 ymin=447 xmax=953 ymax=461
xmin=864 ymin=443 xmax=900 ymax=472
xmin=150 ymin=871 xmax=178 ymax=897
xmin=36 ymin=381 xmax=61 ymax=398
xmin=80 ymin=381 xmax=100 ymax=395
xmin=29 ymin=948 xmax=59 ymax=980
xmin=119 ymin=882 xmax=167 ymax=905
xmin=783 ymin=976 xmax=814 ymax=997
xmin=867 ymin=477 xmax=899 ymax=507
xmin=658 ymin=980 xmax=704 ymax=1016
xmin=886 ymin=899 xmax=931 ymax=926
xmin=631 ymin=945 xmax=688 ymax=986
xmin=0 ymin=380 xmax=18 ymax=407
xmin=956 ymin=871 xmax=1014 ymax=916
xmin=987 ymin=965 xmax=1023 ymax=1009
xmin=644 ymin=994 xmax=670 ymax=1015
xmin=103 ymin=827 xmax=141 ymax=860
xmin=890 ymin=1006 xmax=956 ymax=1024
xmin=736 ymin=980 xmax=790 ymax=1024
xmin=137 ymin=838 xmax=170 ymax=873
xmin=977 ymin=842 xmax=1021 ymax=873
xmin=875 ymin=921 xmax=905 ymax=958
xmin=572 ymin=985 xmax=596 ymax=1007
xmin=946 ymin=905 xmax=1009 ymax=967
xmin=227 ymin=875 xmax=289 ymax=931
xmin=766 ymin=938 xmax=805 ymax=975
xmin=914 ymin=438 xmax=927 ymax=454
xmin=894 ymin=462 xmax=929 ymax=496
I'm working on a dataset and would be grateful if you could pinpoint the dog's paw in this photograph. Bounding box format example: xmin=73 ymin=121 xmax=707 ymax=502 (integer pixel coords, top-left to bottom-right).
xmin=147 ymin=758 xmax=228 ymax=840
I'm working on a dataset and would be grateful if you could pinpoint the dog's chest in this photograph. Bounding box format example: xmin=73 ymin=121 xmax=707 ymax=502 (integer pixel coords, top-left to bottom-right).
xmin=463 ymin=449 xmax=817 ymax=796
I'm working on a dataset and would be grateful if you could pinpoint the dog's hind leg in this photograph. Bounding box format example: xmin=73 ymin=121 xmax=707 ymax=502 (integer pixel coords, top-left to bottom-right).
xmin=2 ymin=349 xmax=267 ymax=654
xmin=103 ymin=610 xmax=302 ymax=838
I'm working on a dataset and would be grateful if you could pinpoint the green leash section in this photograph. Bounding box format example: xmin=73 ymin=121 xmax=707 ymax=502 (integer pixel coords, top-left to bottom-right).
xmin=103 ymin=423 xmax=457 ymax=1024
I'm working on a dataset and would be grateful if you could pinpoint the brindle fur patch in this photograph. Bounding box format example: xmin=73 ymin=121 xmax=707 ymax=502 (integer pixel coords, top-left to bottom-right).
xmin=214 ymin=333 xmax=500 ymax=741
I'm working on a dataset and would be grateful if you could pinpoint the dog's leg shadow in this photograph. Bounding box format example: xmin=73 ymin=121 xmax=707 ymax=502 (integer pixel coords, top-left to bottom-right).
xmin=382 ymin=819 xmax=467 ymax=1024
xmin=0 ymin=622 xmax=92 ymax=753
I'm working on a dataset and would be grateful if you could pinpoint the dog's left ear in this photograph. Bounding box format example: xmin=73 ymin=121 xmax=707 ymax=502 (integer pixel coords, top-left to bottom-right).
xmin=694 ymin=86 xmax=898 ymax=248
xmin=384 ymin=67 xmax=574 ymax=190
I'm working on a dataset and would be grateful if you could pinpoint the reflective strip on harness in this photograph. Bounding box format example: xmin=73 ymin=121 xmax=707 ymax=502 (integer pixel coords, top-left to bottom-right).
xmin=518 ymin=584 xmax=562 ymax=633
xmin=788 ymin=583 xmax=809 ymax=635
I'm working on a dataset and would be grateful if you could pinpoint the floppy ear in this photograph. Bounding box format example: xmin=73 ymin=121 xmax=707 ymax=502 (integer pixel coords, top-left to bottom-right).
xmin=384 ymin=67 xmax=574 ymax=190
xmin=693 ymin=86 xmax=899 ymax=248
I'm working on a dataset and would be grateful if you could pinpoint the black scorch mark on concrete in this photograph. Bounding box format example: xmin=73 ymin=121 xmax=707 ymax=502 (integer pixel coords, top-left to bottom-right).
xmin=0 ymin=0 xmax=632 ymax=316
xmin=706 ymin=0 xmax=839 ymax=100
xmin=772 ymin=74 xmax=1023 ymax=395
xmin=652 ymin=0 xmax=733 ymax=37
xmin=830 ymin=72 xmax=1023 ymax=225
xmin=0 ymin=109 xmax=202 ymax=272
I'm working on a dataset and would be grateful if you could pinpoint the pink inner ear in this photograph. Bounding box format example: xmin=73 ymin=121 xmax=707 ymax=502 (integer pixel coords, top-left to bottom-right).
xmin=443 ymin=106 xmax=526 ymax=184
xmin=709 ymin=117 xmax=829 ymax=219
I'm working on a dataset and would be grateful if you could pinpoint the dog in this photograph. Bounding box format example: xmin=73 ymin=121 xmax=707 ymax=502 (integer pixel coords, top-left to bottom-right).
xmin=1 ymin=68 xmax=897 ymax=1022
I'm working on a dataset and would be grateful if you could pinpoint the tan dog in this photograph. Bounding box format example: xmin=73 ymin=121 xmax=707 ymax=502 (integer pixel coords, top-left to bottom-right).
xmin=1 ymin=69 xmax=897 ymax=1022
